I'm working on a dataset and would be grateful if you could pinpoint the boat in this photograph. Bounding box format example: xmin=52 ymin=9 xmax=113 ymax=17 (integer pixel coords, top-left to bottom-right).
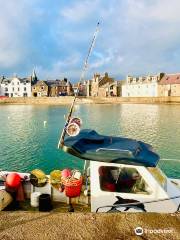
xmin=58 ymin=127 xmax=180 ymax=213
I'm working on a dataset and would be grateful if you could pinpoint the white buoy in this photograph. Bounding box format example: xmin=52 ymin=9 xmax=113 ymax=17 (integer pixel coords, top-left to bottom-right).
xmin=30 ymin=192 xmax=41 ymax=207
xmin=43 ymin=121 xmax=47 ymax=126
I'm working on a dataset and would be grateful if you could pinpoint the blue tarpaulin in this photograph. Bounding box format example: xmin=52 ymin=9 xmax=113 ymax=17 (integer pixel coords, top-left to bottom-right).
xmin=62 ymin=129 xmax=160 ymax=167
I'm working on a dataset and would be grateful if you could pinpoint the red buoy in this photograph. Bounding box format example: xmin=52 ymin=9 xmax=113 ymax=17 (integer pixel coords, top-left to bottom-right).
xmin=6 ymin=173 xmax=21 ymax=188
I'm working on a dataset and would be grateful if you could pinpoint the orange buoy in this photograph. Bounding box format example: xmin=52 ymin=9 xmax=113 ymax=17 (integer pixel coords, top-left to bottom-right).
xmin=6 ymin=173 xmax=21 ymax=188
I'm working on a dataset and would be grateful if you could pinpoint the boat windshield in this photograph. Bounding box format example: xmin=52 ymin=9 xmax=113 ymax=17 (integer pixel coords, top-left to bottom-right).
xmin=147 ymin=167 xmax=167 ymax=189
xmin=99 ymin=166 xmax=151 ymax=194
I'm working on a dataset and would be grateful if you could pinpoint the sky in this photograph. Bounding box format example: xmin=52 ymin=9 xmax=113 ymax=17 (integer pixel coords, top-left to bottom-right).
xmin=0 ymin=0 xmax=180 ymax=82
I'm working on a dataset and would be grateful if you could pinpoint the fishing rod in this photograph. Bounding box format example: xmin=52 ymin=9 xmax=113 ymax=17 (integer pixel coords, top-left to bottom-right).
xmin=58 ymin=22 xmax=100 ymax=148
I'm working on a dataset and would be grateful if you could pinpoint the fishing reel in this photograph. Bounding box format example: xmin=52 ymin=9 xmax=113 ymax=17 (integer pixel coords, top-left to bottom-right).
xmin=66 ymin=117 xmax=82 ymax=137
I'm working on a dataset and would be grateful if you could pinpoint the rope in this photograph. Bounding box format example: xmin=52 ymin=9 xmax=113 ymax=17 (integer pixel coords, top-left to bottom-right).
xmin=160 ymin=158 xmax=180 ymax=162
xmin=96 ymin=195 xmax=180 ymax=212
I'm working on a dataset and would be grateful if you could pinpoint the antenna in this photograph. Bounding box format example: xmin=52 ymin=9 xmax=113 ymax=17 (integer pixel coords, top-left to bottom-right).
xmin=58 ymin=22 xmax=100 ymax=148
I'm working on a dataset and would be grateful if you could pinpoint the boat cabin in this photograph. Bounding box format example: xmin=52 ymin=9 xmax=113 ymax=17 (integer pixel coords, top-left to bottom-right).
xmin=90 ymin=161 xmax=180 ymax=213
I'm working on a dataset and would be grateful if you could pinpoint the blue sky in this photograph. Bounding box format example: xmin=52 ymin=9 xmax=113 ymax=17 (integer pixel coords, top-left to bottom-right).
xmin=0 ymin=0 xmax=180 ymax=82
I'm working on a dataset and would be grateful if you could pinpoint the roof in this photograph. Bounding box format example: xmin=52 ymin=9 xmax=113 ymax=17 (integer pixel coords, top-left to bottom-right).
xmin=0 ymin=77 xmax=31 ymax=84
xmin=159 ymin=73 xmax=180 ymax=85
xmin=32 ymin=79 xmax=71 ymax=87
xmin=45 ymin=79 xmax=71 ymax=87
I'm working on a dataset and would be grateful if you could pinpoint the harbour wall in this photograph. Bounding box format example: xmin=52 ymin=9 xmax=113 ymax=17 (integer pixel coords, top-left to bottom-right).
xmin=1 ymin=96 xmax=180 ymax=105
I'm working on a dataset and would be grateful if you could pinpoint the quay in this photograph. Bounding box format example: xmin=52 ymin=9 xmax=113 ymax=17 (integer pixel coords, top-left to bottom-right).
xmin=1 ymin=96 xmax=180 ymax=105
xmin=0 ymin=211 xmax=179 ymax=240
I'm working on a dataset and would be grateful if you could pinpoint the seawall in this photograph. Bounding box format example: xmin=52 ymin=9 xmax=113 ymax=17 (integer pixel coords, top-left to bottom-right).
xmin=1 ymin=96 xmax=180 ymax=105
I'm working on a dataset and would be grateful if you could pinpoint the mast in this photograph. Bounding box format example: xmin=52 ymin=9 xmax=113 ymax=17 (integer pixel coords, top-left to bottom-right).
xmin=58 ymin=22 xmax=100 ymax=148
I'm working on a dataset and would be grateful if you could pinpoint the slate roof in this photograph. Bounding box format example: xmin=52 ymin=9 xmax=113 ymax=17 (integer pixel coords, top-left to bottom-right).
xmin=0 ymin=77 xmax=31 ymax=84
xmin=45 ymin=79 xmax=71 ymax=87
xmin=159 ymin=73 xmax=180 ymax=85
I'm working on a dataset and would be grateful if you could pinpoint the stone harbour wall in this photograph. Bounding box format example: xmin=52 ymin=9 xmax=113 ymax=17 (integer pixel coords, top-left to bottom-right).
xmin=1 ymin=96 xmax=180 ymax=105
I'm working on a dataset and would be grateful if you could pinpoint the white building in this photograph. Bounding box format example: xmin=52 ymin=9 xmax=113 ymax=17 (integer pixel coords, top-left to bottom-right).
xmin=0 ymin=76 xmax=32 ymax=97
xmin=122 ymin=73 xmax=165 ymax=97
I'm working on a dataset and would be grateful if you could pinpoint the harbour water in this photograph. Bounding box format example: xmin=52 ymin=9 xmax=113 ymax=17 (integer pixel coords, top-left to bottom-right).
xmin=0 ymin=104 xmax=180 ymax=178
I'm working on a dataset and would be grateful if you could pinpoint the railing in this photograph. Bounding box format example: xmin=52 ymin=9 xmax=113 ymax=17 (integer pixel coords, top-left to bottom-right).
xmin=96 ymin=195 xmax=180 ymax=213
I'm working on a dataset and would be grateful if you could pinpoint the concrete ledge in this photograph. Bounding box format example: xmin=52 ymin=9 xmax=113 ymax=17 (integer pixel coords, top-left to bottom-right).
xmin=1 ymin=96 xmax=180 ymax=105
xmin=0 ymin=212 xmax=179 ymax=240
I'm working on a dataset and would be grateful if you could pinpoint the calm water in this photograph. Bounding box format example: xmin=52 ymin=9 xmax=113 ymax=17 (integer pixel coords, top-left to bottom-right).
xmin=0 ymin=104 xmax=180 ymax=178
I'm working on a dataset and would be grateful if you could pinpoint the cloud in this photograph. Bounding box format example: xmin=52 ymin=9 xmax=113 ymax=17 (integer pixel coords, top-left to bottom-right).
xmin=60 ymin=0 xmax=99 ymax=22
xmin=36 ymin=52 xmax=82 ymax=80
xmin=0 ymin=0 xmax=49 ymax=72
xmin=1 ymin=0 xmax=180 ymax=80
xmin=90 ymin=49 xmax=123 ymax=69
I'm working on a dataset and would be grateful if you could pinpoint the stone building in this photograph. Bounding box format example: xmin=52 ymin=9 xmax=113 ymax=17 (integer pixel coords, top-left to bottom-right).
xmin=90 ymin=73 xmax=114 ymax=97
xmin=97 ymin=81 xmax=122 ymax=97
xmin=122 ymin=73 xmax=165 ymax=97
xmin=72 ymin=82 xmax=87 ymax=96
xmin=32 ymin=79 xmax=73 ymax=97
xmin=32 ymin=80 xmax=49 ymax=97
xmin=86 ymin=72 xmax=121 ymax=97
xmin=158 ymin=73 xmax=180 ymax=96
xmin=48 ymin=79 xmax=73 ymax=97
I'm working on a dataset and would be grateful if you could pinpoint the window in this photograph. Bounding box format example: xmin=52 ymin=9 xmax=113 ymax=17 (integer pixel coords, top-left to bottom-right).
xmin=18 ymin=88 xmax=20 ymax=91
xmin=12 ymin=82 xmax=14 ymax=85
xmin=17 ymin=82 xmax=20 ymax=85
xmin=41 ymin=86 xmax=44 ymax=90
xmin=24 ymin=87 xmax=26 ymax=91
xmin=24 ymin=82 xmax=26 ymax=85
xmin=12 ymin=87 xmax=14 ymax=91
xmin=99 ymin=166 xmax=150 ymax=194
xmin=110 ymin=85 xmax=113 ymax=90
xmin=5 ymin=87 xmax=8 ymax=92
